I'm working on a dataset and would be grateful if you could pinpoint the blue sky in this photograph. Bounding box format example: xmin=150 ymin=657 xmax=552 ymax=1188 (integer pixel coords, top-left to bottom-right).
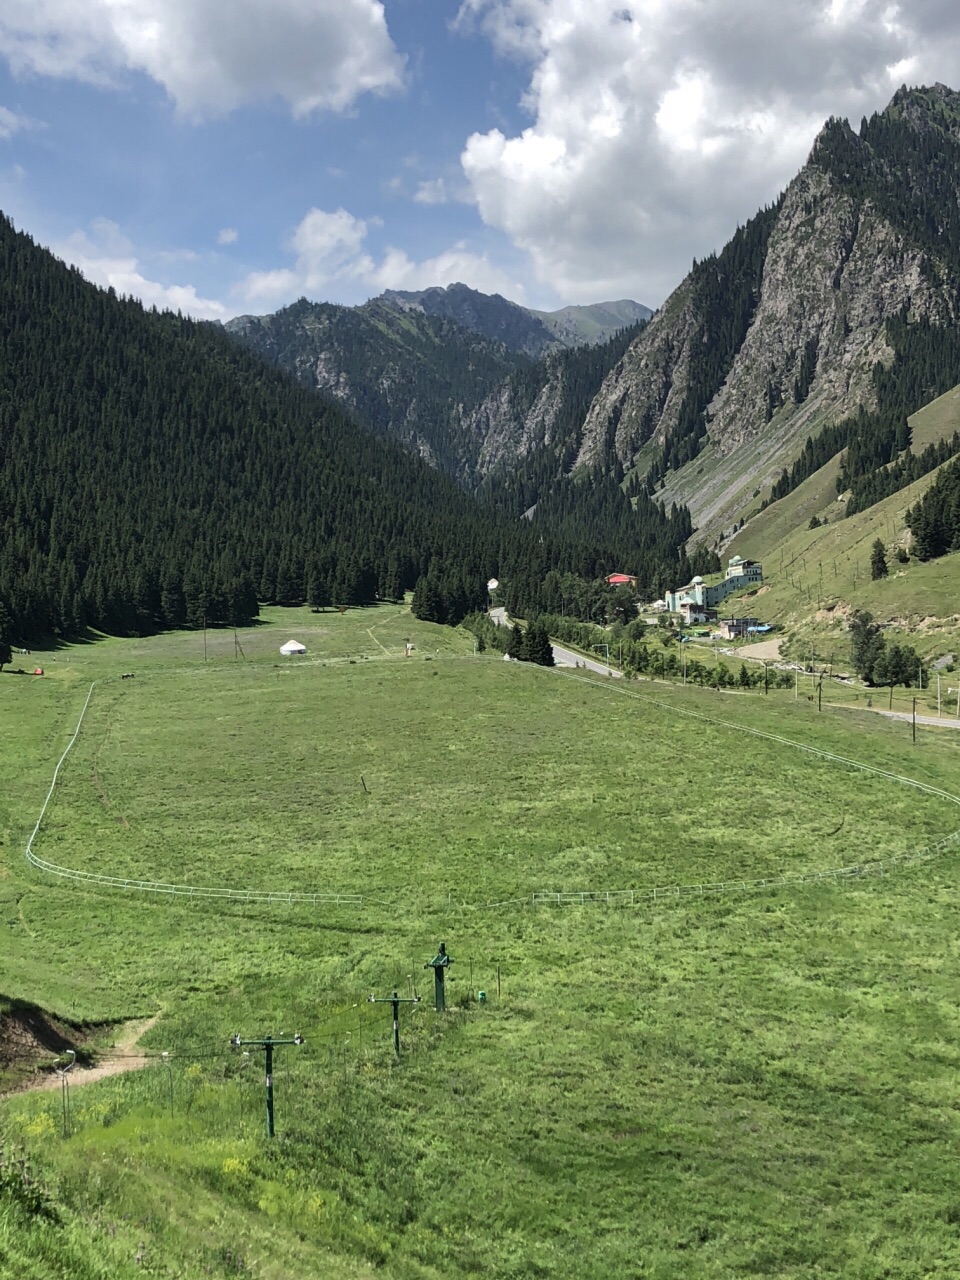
xmin=0 ymin=1 xmax=958 ymax=320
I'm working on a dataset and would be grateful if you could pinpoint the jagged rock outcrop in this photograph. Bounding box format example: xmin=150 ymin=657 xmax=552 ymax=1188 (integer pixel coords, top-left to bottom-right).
xmin=574 ymin=86 xmax=960 ymax=539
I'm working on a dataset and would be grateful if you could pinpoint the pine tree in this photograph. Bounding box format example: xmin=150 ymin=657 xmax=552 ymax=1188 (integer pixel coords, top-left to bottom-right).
xmin=307 ymin=566 xmax=332 ymax=612
xmin=849 ymin=610 xmax=886 ymax=684
xmin=870 ymin=538 xmax=888 ymax=579
xmin=507 ymin=623 xmax=526 ymax=660
xmin=523 ymin=620 xmax=555 ymax=667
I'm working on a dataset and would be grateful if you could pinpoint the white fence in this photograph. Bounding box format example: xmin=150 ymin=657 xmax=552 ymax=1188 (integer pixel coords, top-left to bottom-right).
xmin=24 ymin=673 xmax=960 ymax=914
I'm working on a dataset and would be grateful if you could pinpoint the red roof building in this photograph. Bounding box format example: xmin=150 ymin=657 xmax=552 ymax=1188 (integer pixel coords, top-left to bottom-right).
xmin=606 ymin=573 xmax=637 ymax=587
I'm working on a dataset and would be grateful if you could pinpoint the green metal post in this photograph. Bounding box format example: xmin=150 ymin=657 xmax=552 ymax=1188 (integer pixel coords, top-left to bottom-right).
xmin=230 ymin=1033 xmax=303 ymax=1138
xmin=368 ymin=991 xmax=420 ymax=1056
xmin=424 ymin=942 xmax=453 ymax=1012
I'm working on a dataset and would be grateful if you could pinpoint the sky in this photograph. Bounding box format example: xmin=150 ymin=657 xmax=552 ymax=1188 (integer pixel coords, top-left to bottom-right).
xmin=0 ymin=1 xmax=958 ymax=320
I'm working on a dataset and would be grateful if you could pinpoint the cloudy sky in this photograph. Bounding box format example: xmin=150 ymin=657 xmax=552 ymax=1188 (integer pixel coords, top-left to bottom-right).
xmin=0 ymin=0 xmax=957 ymax=319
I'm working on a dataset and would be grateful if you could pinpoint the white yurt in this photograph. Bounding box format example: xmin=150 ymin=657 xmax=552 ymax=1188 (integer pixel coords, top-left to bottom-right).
xmin=279 ymin=640 xmax=307 ymax=656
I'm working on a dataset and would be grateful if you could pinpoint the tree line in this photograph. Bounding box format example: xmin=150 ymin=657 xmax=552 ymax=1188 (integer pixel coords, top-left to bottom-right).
xmin=0 ymin=214 xmax=700 ymax=646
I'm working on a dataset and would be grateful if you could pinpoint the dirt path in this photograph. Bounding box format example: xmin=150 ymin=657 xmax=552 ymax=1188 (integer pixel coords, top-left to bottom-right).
xmin=25 ymin=1013 xmax=161 ymax=1094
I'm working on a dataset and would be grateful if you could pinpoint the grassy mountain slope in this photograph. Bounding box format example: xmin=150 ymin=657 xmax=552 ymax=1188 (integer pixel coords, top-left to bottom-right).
xmin=530 ymin=298 xmax=652 ymax=346
xmin=725 ymin=420 xmax=960 ymax=662
xmin=731 ymin=381 xmax=960 ymax=565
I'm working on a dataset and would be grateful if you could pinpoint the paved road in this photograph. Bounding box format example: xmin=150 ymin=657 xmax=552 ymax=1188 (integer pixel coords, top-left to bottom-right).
xmin=869 ymin=708 xmax=960 ymax=730
xmin=551 ymin=644 xmax=622 ymax=677
xmin=488 ymin=608 xmax=621 ymax=677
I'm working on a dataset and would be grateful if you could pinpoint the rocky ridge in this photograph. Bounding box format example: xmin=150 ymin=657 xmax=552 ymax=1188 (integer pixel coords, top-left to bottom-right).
xmin=579 ymin=88 xmax=960 ymax=541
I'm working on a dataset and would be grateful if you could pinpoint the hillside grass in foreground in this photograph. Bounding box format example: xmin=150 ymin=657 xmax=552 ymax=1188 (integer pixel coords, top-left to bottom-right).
xmin=4 ymin=611 xmax=960 ymax=1277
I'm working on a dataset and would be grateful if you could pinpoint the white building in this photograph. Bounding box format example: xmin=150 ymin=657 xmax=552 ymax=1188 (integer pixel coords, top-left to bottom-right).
xmin=663 ymin=557 xmax=763 ymax=614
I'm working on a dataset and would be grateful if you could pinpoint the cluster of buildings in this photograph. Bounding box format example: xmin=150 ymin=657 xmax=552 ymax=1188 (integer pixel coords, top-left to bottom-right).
xmin=608 ymin=556 xmax=770 ymax=638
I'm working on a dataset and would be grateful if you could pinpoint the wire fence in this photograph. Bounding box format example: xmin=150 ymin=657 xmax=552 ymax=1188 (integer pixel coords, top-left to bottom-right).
xmin=22 ymin=672 xmax=960 ymax=915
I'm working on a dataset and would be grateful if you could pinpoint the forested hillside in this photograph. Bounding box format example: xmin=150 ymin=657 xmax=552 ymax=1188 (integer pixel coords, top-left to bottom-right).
xmin=225 ymin=296 xmax=529 ymax=486
xmin=226 ymin=295 xmax=649 ymax=493
xmin=0 ymin=216 xmax=691 ymax=644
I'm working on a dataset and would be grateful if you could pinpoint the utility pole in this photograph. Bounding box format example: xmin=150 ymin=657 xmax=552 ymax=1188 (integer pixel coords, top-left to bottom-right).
xmin=424 ymin=942 xmax=453 ymax=1012
xmin=161 ymin=1052 xmax=174 ymax=1120
xmin=230 ymin=1033 xmax=303 ymax=1137
xmin=817 ymin=671 xmax=823 ymax=713
xmin=368 ymin=991 xmax=421 ymax=1057
xmin=912 ymin=697 xmax=917 ymax=745
xmin=54 ymin=1050 xmax=76 ymax=1138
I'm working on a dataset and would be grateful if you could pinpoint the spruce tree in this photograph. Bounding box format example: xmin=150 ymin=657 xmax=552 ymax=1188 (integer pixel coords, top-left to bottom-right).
xmin=507 ymin=623 xmax=526 ymax=660
xmin=523 ymin=620 xmax=555 ymax=667
xmin=870 ymin=538 xmax=888 ymax=579
xmin=849 ymin=610 xmax=886 ymax=684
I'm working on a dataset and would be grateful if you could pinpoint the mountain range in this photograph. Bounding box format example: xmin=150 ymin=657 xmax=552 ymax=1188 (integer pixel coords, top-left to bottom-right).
xmin=6 ymin=84 xmax=960 ymax=648
xmin=226 ymin=82 xmax=960 ymax=556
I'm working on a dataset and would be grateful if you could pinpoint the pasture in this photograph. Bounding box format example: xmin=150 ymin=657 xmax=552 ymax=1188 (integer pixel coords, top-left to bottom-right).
xmin=4 ymin=605 xmax=960 ymax=1278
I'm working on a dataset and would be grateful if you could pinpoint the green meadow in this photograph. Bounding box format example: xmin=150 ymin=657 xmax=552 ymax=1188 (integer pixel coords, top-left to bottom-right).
xmin=5 ymin=606 xmax=960 ymax=1278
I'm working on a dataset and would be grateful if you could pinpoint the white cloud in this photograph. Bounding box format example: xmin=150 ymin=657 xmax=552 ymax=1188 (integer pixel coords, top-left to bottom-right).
xmin=0 ymin=0 xmax=404 ymax=118
xmin=217 ymin=227 xmax=239 ymax=246
xmin=413 ymin=178 xmax=449 ymax=205
xmin=458 ymin=0 xmax=960 ymax=304
xmin=237 ymin=206 xmax=526 ymax=307
xmin=56 ymin=218 xmax=228 ymax=320
xmin=0 ymin=104 xmax=40 ymax=138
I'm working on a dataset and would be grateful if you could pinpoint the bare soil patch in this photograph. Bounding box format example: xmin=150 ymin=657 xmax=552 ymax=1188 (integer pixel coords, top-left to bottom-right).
xmin=0 ymin=1003 xmax=159 ymax=1095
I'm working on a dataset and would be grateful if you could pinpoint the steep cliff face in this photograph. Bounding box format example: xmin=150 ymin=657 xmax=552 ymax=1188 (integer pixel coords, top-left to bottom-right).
xmin=704 ymin=135 xmax=954 ymax=461
xmin=578 ymin=88 xmax=960 ymax=540
xmin=577 ymin=281 xmax=697 ymax=469
xmin=226 ymin=298 xmax=529 ymax=486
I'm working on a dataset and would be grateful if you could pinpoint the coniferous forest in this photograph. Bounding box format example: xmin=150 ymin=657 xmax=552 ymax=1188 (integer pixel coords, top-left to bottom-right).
xmin=0 ymin=215 xmax=696 ymax=645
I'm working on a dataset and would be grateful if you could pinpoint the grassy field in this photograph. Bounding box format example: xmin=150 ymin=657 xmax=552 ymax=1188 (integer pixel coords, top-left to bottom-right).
xmin=5 ymin=606 xmax=960 ymax=1277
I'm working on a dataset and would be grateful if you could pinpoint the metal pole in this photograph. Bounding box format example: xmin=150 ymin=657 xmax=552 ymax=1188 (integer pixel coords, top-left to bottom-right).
xmin=230 ymin=1033 xmax=303 ymax=1139
xmin=424 ymin=942 xmax=453 ymax=1012
xmin=265 ymin=1037 xmax=274 ymax=1138
xmin=368 ymin=992 xmax=420 ymax=1057
xmin=161 ymin=1052 xmax=174 ymax=1120
xmin=938 ymin=672 xmax=941 ymax=718
xmin=913 ymin=697 xmax=917 ymax=744
xmin=54 ymin=1050 xmax=76 ymax=1138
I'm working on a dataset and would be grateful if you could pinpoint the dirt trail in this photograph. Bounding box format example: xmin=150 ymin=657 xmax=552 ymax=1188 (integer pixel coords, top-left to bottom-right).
xmin=24 ymin=1013 xmax=161 ymax=1094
